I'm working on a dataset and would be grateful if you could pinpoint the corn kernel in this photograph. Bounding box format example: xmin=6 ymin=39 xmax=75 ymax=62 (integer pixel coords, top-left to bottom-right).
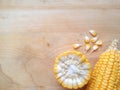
xmin=89 ymin=30 xmax=97 ymax=37
xmin=95 ymin=40 xmax=103 ymax=46
xmin=92 ymin=45 xmax=99 ymax=52
xmin=91 ymin=37 xmax=98 ymax=43
xmin=85 ymin=44 xmax=91 ymax=51
xmin=73 ymin=44 xmax=81 ymax=49
xmin=85 ymin=35 xmax=90 ymax=43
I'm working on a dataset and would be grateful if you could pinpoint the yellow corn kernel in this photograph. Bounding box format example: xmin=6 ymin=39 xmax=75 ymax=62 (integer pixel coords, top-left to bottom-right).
xmin=89 ymin=30 xmax=97 ymax=37
xmin=54 ymin=50 xmax=91 ymax=89
xmin=85 ymin=44 xmax=91 ymax=51
xmin=85 ymin=35 xmax=90 ymax=43
xmin=86 ymin=39 xmax=120 ymax=90
xmin=73 ymin=44 xmax=81 ymax=49
xmin=91 ymin=37 xmax=98 ymax=43
xmin=92 ymin=45 xmax=99 ymax=52
xmin=95 ymin=40 xmax=103 ymax=46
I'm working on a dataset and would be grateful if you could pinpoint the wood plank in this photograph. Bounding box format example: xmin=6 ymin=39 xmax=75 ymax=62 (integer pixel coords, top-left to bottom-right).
xmin=0 ymin=0 xmax=120 ymax=9
xmin=0 ymin=9 xmax=120 ymax=32
xmin=0 ymin=1 xmax=120 ymax=90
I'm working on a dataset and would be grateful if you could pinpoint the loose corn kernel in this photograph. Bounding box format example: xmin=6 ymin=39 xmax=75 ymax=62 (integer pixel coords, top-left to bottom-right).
xmin=91 ymin=37 xmax=98 ymax=43
xmin=89 ymin=30 xmax=97 ymax=37
xmin=92 ymin=45 xmax=99 ymax=52
xmin=85 ymin=44 xmax=91 ymax=51
xmin=95 ymin=40 xmax=103 ymax=46
xmin=73 ymin=44 xmax=81 ymax=49
xmin=85 ymin=35 xmax=90 ymax=43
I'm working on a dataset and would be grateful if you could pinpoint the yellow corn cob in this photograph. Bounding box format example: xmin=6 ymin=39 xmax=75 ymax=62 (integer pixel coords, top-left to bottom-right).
xmin=54 ymin=50 xmax=91 ymax=89
xmin=86 ymin=39 xmax=120 ymax=90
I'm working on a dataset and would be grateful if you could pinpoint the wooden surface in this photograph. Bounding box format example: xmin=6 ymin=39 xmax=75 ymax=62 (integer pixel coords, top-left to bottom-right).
xmin=0 ymin=0 xmax=120 ymax=90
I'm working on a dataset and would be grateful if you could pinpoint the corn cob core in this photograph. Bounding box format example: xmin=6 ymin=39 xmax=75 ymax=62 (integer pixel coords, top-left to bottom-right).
xmin=54 ymin=50 xmax=91 ymax=89
xmin=86 ymin=39 xmax=120 ymax=90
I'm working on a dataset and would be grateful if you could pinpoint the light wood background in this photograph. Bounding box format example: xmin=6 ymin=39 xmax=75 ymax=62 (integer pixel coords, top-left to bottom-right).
xmin=0 ymin=0 xmax=120 ymax=90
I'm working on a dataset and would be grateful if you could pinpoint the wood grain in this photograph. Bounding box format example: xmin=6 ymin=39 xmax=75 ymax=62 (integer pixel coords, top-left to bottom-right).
xmin=0 ymin=0 xmax=120 ymax=90
xmin=0 ymin=0 xmax=120 ymax=9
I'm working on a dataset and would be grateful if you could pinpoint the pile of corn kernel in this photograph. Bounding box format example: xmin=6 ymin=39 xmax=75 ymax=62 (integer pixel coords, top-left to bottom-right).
xmin=73 ymin=30 xmax=103 ymax=52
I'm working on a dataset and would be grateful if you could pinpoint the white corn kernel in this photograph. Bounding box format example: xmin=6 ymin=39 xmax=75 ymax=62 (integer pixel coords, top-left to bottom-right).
xmin=73 ymin=79 xmax=77 ymax=87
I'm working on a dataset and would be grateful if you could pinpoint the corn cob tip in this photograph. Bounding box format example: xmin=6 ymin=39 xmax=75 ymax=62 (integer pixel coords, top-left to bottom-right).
xmin=106 ymin=39 xmax=119 ymax=51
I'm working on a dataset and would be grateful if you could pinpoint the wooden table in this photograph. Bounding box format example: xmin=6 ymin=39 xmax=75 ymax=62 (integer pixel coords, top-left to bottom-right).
xmin=0 ymin=0 xmax=120 ymax=90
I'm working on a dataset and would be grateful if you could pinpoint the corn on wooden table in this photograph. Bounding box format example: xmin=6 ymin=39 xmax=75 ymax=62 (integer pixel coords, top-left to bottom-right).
xmin=0 ymin=0 xmax=120 ymax=90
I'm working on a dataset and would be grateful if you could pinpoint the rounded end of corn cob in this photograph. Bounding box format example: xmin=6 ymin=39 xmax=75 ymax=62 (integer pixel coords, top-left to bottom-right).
xmin=54 ymin=50 xmax=91 ymax=89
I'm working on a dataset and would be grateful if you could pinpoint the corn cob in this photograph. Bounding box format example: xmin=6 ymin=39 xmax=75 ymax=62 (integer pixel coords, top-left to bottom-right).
xmin=86 ymin=39 xmax=120 ymax=90
xmin=54 ymin=50 xmax=91 ymax=89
